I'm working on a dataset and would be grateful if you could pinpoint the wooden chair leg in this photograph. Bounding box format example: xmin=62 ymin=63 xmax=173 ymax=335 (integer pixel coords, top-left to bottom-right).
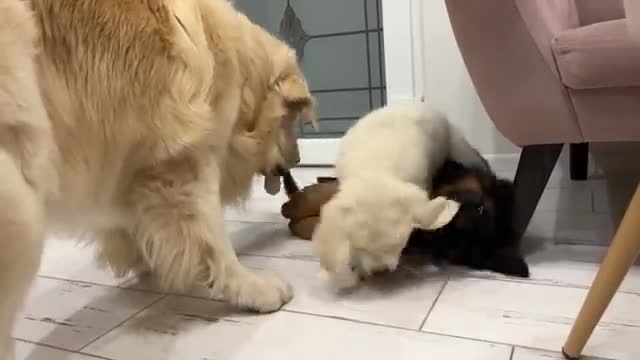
xmin=563 ymin=182 xmax=640 ymax=359
xmin=570 ymin=143 xmax=589 ymax=181
xmin=513 ymin=144 xmax=564 ymax=239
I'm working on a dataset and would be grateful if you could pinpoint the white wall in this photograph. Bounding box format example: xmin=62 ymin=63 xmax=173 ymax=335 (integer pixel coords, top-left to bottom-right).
xmin=421 ymin=1 xmax=518 ymax=156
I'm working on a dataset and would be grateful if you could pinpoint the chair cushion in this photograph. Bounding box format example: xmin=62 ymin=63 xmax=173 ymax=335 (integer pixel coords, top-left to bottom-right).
xmin=575 ymin=0 xmax=625 ymax=26
xmin=552 ymin=19 xmax=640 ymax=89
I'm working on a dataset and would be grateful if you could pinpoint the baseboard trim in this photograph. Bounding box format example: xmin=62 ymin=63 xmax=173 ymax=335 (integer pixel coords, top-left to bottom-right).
xmin=483 ymin=153 xmax=521 ymax=174
xmin=298 ymin=138 xmax=340 ymax=166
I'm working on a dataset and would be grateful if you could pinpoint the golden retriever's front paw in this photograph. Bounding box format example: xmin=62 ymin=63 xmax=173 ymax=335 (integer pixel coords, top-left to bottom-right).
xmin=229 ymin=271 xmax=293 ymax=313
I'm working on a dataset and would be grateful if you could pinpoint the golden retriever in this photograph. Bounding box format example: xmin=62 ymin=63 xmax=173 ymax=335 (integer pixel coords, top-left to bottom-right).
xmin=0 ymin=0 xmax=315 ymax=357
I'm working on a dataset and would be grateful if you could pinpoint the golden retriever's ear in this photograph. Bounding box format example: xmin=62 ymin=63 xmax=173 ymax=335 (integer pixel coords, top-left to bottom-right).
xmin=275 ymin=74 xmax=318 ymax=130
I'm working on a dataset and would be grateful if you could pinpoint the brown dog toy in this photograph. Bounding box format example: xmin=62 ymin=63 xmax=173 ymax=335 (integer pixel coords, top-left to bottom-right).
xmin=281 ymin=173 xmax=338 ymax=240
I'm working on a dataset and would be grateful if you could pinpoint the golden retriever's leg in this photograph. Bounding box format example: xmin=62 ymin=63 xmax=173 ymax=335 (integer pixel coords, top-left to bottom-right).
xmin=95 ymin=228 xmax=151 ymax=279
xmin=0 ymin=152 xmax=45 ymax=360
xmin=0 ymin=1 xmax=50 ymax=357
xmin=129 ymin=160 xmax=293 ymax=312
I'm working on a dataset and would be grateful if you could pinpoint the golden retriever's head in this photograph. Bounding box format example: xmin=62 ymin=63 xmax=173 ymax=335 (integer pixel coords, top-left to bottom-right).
xmin=244 ymin=46 xmax=316 ymax=178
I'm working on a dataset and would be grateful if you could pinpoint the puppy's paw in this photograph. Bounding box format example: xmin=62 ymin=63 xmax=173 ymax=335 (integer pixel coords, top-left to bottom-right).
xmin=323 ymin=266 xmax=360 ymax=289
xmin=350 ymin=249 xmax=400 ymax=280
xmin=226 ymin=270 xmax=293 ymax=313
xmin=415 ymin=196 xmax=460 ymax=230
xmin=503 ymin=258 xmax=530 ymax=278
xmin=490 ymin=255 xmax=531 ymax=278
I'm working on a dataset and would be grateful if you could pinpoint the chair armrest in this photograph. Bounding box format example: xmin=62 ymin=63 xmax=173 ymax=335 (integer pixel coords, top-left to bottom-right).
xmin=552 ymin=19 xmax=640 ymax=89
xmin=516 ymin=0 xmax=580 ymax=72
xmin=575 ymin=0 xmax=625 ymax=26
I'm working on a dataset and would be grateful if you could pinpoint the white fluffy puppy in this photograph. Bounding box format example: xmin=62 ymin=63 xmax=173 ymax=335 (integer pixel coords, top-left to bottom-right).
xmin=312 ymin=102 xmax=487 ymax=287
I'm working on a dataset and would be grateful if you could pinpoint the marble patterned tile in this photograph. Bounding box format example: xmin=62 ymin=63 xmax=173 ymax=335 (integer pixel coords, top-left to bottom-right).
xmin=523 ymin=245 xmax=640 ymax=293
xmin=423 ymin=278 xmax=640 ymax=360
xmin=84 ymin=296 xmax=511 ymax=360
xmin=14 ymin=341 xmax=107 ymax=360
xmin=228 ymin=221 xmax=315 ymax=261
xmin=15 ymin=277 xmax=162 ymax=351
xmin=189 ymin=255 xmax=447 ymax=329
xmin=450 ymin=245 xmax=640 ymax=294
xmin=254 ymin=256 xmax=446 ymax=329
xmin=25 ymin=166 xmax=638 ymax=360
xmin=39 ymin=238 xmax=152 ymax=291
xmin=512 ymin=347 xmax=606 ymax=360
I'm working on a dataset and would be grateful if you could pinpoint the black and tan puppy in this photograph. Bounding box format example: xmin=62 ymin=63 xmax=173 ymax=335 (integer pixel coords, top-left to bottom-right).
xmin=402 ymin=160 xmax=530 ymax=278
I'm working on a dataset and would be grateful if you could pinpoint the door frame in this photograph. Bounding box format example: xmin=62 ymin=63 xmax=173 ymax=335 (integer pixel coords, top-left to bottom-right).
xmin=298 ymin=0 xmax=424 ymax=165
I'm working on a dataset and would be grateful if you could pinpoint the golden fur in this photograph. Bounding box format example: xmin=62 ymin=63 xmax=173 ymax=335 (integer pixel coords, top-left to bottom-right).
xmin=0 ymin=0 xmax=315 ymax=357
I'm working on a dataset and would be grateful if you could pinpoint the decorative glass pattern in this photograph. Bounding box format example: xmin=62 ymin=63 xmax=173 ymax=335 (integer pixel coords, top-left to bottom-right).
xmin=279 ymin=1 xmax=310 ymax=59
xmin=234 ymin=0 xmax=386 ymax=138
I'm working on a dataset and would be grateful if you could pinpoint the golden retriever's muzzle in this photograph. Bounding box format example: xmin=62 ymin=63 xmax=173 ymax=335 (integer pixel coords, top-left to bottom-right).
xmin=284 ymin=145 xmax=301 ymax=167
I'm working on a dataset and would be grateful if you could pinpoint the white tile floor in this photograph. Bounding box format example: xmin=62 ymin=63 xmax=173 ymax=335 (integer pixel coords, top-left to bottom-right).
xmin=14 ymin=167 xmax=640 ymax=360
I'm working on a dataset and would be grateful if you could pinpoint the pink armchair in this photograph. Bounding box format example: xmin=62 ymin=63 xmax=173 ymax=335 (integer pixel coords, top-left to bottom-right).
xmin=445 ymin=0 xmax=640 ymax=358
xmin=446 ymin=0 xmax=640 ymax=237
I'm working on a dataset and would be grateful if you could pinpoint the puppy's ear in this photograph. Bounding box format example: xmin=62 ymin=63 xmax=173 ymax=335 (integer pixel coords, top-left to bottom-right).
xmin=414 ymin=197 xmax=460 ymax=230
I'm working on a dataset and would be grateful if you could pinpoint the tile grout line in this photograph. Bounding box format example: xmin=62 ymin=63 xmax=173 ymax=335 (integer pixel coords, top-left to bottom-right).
xmin=281 ymin=308 xmax=615 ymax=360
xmin=38 ymin=264 xmax=640 ymax=298
xmin=37 ymin=274 xmax=164 ymax=295
xmin=175 ymin=271 xmax=640 ymax=306
xmin=282 ymin=308 xmax=426 ymax=332
xmin=14 ymin=339 xmax=114 ymax=360
xmin=448 ymin=273 xmax=640 ymax=295
xmin=419 ymin=331 xmax=614 ymax=360
xmin=27 ymin=277 xmax=618 ymax=360
xmin=418 ymin=277 xmax=448 ymax=330
xmin=76 ymin=294 xmax=168 ymax=354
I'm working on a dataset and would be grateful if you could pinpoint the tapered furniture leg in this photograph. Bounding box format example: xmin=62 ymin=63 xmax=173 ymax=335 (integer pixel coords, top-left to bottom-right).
xmin=562 ymin=182 xmax=640 ymax=359
xmin=512 ymin=144 xmax=564 ymax=239
xmin=570 ymin=143 xmax=589 ymax=181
